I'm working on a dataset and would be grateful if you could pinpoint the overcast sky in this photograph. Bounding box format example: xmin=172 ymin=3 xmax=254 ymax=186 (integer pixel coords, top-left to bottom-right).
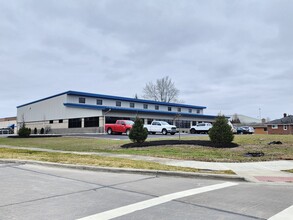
xmin=1 ymin=0 xmax=292 ymax=120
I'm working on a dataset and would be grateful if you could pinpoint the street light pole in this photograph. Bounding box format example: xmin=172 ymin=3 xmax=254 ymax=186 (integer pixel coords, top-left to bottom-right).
xmin=174 ymin=113 xmax=181 ymax=140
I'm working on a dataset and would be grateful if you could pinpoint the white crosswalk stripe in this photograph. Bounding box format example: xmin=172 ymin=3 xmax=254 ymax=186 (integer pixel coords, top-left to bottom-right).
xmin=77 ymin=182 xmax=238 ymax=220
xmin=268 ymin=205 xmax=293 ymax=220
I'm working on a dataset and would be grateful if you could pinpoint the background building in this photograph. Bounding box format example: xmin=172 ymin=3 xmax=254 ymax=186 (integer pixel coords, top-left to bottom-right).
xmin=267 ymin=113 xmax=293 ymax=135
xmin=0 ymin=117 xmax=17 ymax=134
xmin=17 ymin=91 xmax=218 ymax=134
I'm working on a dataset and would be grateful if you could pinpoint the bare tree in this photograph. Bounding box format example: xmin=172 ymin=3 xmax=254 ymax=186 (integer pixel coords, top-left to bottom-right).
xmin=231 ymin=113 xmax=241 ymax=124
xmin=143 ymin=76 xmax=179 ymax=102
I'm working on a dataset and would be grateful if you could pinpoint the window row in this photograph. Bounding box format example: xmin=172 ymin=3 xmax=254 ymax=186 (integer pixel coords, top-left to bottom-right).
xmin=271 ymin=125 xmax=288 ymax=130
xmin=78 ymin=97 xmax=201 ymax=113
xmin=68 ymin=117 xmax=99 ymax=128
xmin=49 ymin=119 xmax=63 ymax=124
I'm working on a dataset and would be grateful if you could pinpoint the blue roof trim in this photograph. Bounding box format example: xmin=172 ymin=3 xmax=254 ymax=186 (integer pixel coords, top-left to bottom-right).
xmin=17 ymin=91 xmax=68 ymax=108
xmin=63 ymin=103 xmax=217 ymax=119
xmin=66 ymin=90 xmax=206 ymax=109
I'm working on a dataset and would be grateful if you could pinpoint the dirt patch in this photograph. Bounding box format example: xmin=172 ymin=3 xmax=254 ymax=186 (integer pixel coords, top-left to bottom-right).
xmin=121 ymin=140 xmax=238 ymax=148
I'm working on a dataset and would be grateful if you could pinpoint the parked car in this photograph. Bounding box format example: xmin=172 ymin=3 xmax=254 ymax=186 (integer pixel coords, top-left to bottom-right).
xmin=144 ymin=121 xmax=176 ymax=135
xmin=237 ymin=126 xmax=254 ymax=134
xmin=105 ymin=120 xmax=134 ymax=135
xmin=190 ymin=123 xmax=212 ymax=134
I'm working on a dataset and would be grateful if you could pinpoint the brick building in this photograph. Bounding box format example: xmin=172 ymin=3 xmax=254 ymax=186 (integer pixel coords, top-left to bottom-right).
xmin=267 ymin=113 xmax=293 ymax=135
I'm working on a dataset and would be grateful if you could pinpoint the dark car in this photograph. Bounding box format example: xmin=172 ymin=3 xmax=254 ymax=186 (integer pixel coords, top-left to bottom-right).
xmin=236 ymin=126 xmax=254 ymax=134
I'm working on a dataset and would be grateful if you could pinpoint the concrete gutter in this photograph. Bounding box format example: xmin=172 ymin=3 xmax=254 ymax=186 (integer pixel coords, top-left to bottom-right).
xmin=0 ymin=159 xmax=246 ymax=182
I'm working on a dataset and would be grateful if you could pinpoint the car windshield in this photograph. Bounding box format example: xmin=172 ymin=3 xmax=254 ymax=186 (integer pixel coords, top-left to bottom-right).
xmin=125 ymin=121 xmax=134 ymax=125
xmin=160 ymin=121 xmax=170 ymax=125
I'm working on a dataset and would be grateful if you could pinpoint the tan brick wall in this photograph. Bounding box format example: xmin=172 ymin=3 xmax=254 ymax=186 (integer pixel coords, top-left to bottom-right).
xmin=254 ymin=127 xmax=268 ymax=134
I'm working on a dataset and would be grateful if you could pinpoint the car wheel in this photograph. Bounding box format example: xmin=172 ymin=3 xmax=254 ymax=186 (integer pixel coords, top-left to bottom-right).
xmin=126 ymin=129 xmax=130 ymax=136
xmin=162 ymin=129 xmax=167 ymax=135
xmin=190 ymin=129 xmax=196 ymax=134
xmin=170 ymin=132 xmax=175 ymax=135
xmin=107 ymin=128 xmax=112 ymax=135
xmin=152 ymin=132 xmax=156 ymax=135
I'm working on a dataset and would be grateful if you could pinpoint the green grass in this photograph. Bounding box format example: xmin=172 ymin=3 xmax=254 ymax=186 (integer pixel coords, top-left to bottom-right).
xmin=0 ymin=136 xmax=125 ymax=152
xmin=284 ymin=169 xmax=293 ymax=173
xmin=0 ymin=148 xmax=234 ymax=175
xmin=0 ymin=134 xmax=293 ymax=162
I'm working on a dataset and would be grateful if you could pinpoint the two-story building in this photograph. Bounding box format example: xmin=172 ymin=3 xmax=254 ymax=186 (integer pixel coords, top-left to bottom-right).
xmin=17 ymin=90 xmax=218 ymax=134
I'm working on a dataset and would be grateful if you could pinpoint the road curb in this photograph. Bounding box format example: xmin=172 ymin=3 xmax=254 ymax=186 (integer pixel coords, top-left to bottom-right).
xmin=0 ymin=159 xmax=246 ymax=182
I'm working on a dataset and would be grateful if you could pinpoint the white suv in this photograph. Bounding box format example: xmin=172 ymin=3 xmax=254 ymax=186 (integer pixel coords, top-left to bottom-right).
xmin=190 ymin=123 xmax=212 ymax=134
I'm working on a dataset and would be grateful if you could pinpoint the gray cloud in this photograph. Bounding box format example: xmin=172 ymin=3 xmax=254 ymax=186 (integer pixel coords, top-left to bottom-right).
xmin=0 ymin=0 xmax=292 ymax=120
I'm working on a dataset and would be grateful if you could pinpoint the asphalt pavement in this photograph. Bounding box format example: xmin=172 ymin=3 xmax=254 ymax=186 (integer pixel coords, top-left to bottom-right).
xmin=1 ymin=162 xmax=293 ymax=220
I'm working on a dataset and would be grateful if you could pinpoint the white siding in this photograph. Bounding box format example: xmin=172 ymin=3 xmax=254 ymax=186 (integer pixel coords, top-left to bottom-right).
xmin=17 ymin=94 xmax=103 ymax=123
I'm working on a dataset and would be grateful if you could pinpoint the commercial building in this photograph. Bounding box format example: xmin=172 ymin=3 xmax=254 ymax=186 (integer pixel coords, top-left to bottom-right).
xmin=17 ymin=91 xmax=218 ymax=134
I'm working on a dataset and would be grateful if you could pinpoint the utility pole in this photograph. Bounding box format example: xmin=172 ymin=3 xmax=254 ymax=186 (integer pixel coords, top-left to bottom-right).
xmin=259 ymin=108 xmax=262 ymax=119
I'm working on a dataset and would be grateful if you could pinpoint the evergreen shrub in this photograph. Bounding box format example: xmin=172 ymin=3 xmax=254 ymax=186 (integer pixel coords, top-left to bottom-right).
xmin=129 ymin=117 xmax=148 ymax=144
xmin=208 ymin=116 xmax=234 ymax=147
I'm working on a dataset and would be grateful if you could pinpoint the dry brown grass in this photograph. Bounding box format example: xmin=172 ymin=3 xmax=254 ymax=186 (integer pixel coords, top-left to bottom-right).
xmin=0 ymin=148 xmax=234 ymax=175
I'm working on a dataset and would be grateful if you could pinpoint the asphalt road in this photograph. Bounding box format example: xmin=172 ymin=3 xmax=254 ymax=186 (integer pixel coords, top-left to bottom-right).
xmin=1 ymin=162 xmax=293 ymax=220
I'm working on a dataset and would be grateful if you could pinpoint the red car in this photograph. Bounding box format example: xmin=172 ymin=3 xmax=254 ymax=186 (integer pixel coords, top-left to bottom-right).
xmin=105 ymin=120 xmax=134 ymax=135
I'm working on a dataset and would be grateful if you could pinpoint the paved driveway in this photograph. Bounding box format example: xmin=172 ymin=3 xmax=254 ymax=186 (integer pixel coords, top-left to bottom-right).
xmin=1 ymin=162 xmax=293 ymax=220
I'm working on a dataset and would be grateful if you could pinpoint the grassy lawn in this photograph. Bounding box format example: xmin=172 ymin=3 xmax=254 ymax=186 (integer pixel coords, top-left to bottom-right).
xmin=0 ymin=148 xmax=234 ymax=175
xmin=0 ymin=134 xmax=293 ymax=162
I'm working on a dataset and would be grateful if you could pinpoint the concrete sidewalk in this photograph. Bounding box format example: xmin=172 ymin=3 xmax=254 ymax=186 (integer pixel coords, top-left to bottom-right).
xmin=101 ymin=153 xmax=293 ymax=183
xmin=1 ymin=145 xmax=293 ymax=183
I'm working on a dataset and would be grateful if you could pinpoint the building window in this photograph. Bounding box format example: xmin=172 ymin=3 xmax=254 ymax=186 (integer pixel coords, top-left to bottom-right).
xmin=175 ymin=120 xmax=191 ymax=128
xmin=168 ymin=107 xmax=172 ymax=111
xmin=84 ymin=117 xmax=99 ymax=127
xmin=188 ymin=109 xmax=192 ymax=113
xmin=79 ymin=97 xmax=86 ymax=104
xmin=143 ymin=104 xmax=148 ymax=109
xmin=49 ymin=120 xmax=53 ymax=124
xmin=283 ymin=125 xmax=288 ymax=130
xmin=97 ymin=99 xmax=103 ymax=105
xmin=155 ymin=105 xmax=159 ymax=110
xmin=196 ymin=109 xmax=200 ymax=114
xmin=177 ymin=107 xmax=181 ymax=112
xmin=272 ymin=125 xmax=278 ymax=129
xmin=59 ymin=119 xmax=63 ymax=123
xmin=116 ymin=101 xmax=121 ymax=107
xmin=130 ymin=102 xmax=135 ymax=108
xmin=68 ymin=118 xmax=82 ymax=128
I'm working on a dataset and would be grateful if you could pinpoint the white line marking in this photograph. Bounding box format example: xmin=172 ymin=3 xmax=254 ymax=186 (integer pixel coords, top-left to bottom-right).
xmin=268 ymin=205 xmax=293 ymax=220
xmin=77 ymin=182 xmax=238 ymax=220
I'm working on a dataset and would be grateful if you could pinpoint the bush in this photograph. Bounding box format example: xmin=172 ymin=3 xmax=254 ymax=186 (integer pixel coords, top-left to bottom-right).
xmin=129 ymin=117 xmax=148 ymax=144
xmin=40 ymin=128 xmax=44 ymax=134
xmin=34 ymin=128 xmax=37 ymax=134
xmin=18 ymin=125 xmax=31 ymax=137
xmin=208 ymin=116 xmax=234 ymax=147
